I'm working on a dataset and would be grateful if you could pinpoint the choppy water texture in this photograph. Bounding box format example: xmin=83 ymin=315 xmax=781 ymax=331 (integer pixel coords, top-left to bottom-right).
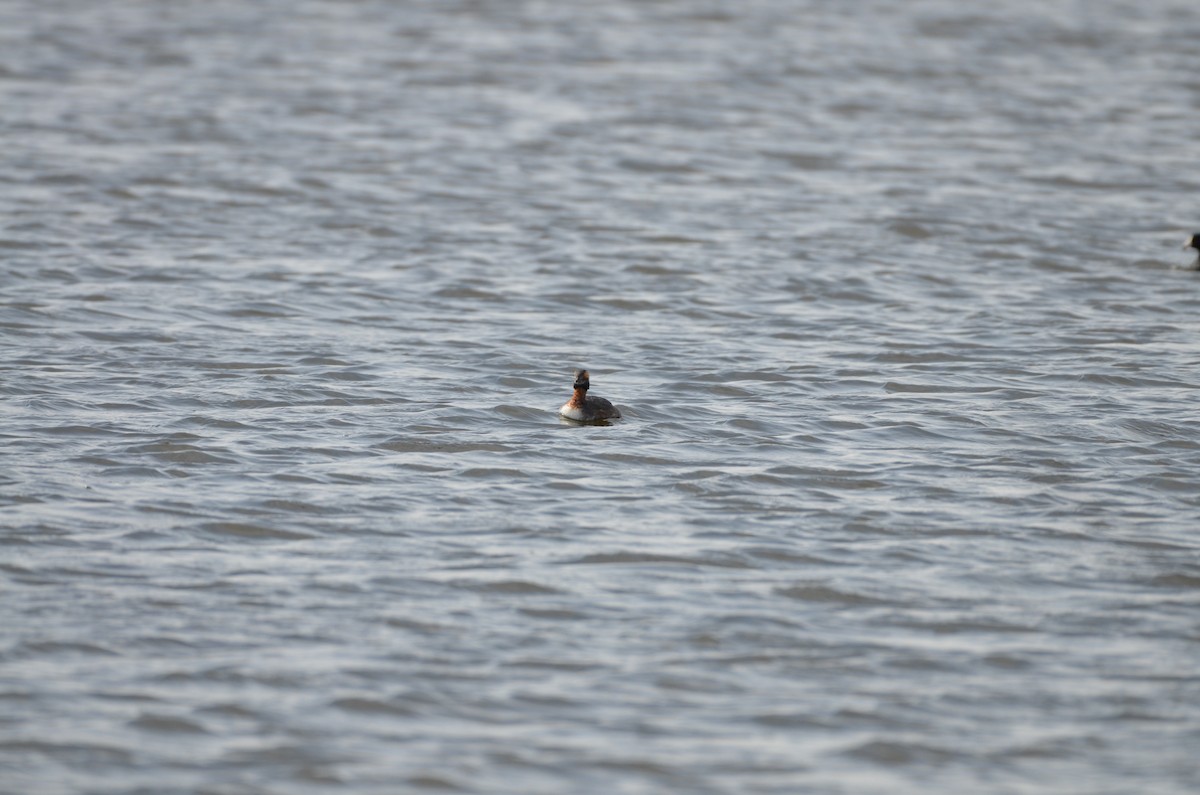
xmin=4 ymin=1 xmax=1200 ymax=793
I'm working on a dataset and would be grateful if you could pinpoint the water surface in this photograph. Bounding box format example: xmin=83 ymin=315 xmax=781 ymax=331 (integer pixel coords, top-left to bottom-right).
xmin=3 ymin=1 xmax=1200 ymax=793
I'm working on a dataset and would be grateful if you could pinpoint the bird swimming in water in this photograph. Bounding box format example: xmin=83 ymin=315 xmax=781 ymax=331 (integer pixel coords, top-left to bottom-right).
xmin=559 ymin=369 xmax=621 ymax=423
xmin=1185 ymin=233 xmax=1200 ymax=269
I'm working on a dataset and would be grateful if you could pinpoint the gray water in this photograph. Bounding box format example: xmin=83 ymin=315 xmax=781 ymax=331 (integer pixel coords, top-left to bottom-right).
xmin=3 ymin=1 xmax=1200 ymax=793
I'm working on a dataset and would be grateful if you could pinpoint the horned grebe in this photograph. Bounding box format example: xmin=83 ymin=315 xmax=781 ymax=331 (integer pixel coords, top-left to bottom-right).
xmin=559 ymin=369 xmax=621 ymax=422
xmin=1186 ymin=233 xmax=1200 ymax=269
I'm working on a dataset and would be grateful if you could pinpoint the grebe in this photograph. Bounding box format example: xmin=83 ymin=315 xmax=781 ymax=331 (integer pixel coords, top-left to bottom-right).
xmin=1186 ymin=233 xmax=1200 ymax=269
xmin=559 ymin=369 xmax=621 ymax=422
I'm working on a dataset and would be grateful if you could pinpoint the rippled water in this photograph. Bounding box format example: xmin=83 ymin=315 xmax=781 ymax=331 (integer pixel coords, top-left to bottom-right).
xmin=4 ymin=1 xmax=1200 ymax=793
